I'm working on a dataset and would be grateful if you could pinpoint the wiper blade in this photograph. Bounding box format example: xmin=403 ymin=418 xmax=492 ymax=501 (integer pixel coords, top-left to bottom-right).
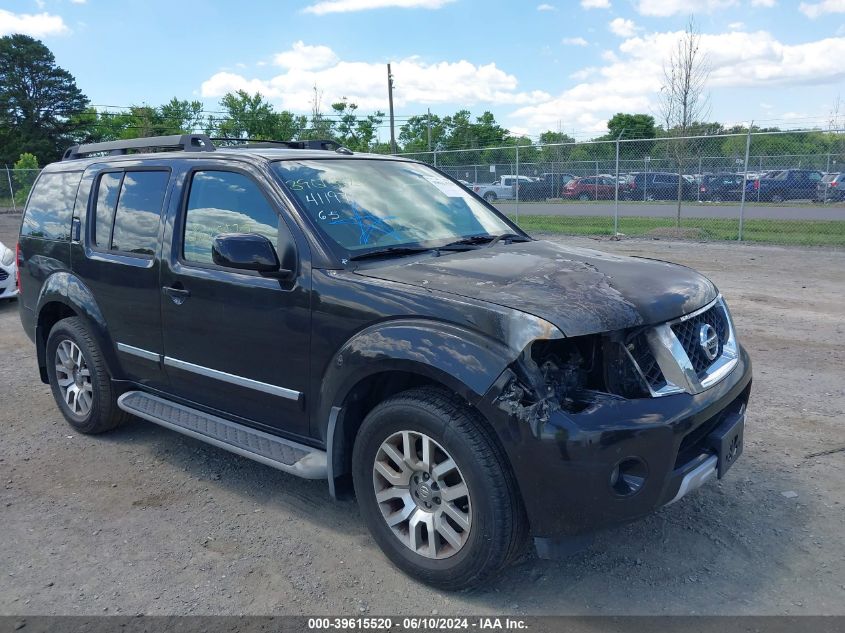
xmin=439 ymin=233 xmax=531 ymax=251
xmin=347 ymin=245 xmax=432 ymax=261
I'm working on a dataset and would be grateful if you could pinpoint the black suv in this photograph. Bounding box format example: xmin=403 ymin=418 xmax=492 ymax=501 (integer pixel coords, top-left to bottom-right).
xmin=18 ymin=135 xmax=751 ymax=590
xmin=623 ymin=171 xmax=696 ymax=201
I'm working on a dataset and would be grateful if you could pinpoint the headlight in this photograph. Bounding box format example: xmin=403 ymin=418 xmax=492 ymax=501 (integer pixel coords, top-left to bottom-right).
xmin=0 ymin=246 xmax=14 ymax=267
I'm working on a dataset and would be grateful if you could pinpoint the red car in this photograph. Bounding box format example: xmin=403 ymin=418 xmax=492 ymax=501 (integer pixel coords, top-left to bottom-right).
xmin=562 ymin=176 xmax=618 ymax=200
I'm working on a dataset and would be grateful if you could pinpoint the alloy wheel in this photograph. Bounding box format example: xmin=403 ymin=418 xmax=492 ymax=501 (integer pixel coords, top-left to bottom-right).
xmin=55 ymin=339 xmax=93 ymax=416
xmin=372 ymin=430 xmax=472 ymax=559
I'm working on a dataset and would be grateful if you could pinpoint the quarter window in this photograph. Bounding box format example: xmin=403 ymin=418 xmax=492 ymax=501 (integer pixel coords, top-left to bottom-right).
xmin=21 ymin=171 xmax=83 ymax=239
xmin=94 ymin=173 xmax=121 ymax=247
xmin=182 ymin=171 xmax=280 ymax=265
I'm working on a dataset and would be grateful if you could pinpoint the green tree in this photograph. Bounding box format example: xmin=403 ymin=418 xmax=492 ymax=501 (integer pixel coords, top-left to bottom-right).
xmin=398 ymin=113 xmax=445 ymax=152
xmin=606 ymin=113 xmax=657 ymax=140
xmin=12 ymin=152 xmax=39 ymax=204
xmin=330 ymin=98 xmax=384 ymax=151
xmin=0 ymin=34 xmax=89 ymax=164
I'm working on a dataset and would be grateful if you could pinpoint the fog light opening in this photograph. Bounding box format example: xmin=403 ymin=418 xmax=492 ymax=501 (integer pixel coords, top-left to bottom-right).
xmin=610 ymin=457 xmax=648 ymax=497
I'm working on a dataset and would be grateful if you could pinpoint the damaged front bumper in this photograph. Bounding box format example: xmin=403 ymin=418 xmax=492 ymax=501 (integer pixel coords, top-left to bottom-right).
xmin=476 ymin=344 xmax=752 ymax=538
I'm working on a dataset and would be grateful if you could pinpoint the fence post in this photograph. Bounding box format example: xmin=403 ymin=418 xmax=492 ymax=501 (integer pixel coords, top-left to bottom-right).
xmin=515 ymin=143 xmax=520 ymax=225
xmin=433 ymin=150 xmax=437 ymax=168
xmin=738 ymin=124 xmax=753 ymax=242
xmin=614 ymin=129 xmax=624 ymax=235
xmin=5 ymin=167 xmax=17 ymax=214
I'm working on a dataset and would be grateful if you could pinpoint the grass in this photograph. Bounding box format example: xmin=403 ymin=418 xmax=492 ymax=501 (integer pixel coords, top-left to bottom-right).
xmin=508 ymin=215 xmax=845 ymax=247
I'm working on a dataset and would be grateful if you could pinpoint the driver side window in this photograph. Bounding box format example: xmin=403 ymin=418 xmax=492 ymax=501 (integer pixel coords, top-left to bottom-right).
xmin=182 ymin=170 xmax=280 ymax=265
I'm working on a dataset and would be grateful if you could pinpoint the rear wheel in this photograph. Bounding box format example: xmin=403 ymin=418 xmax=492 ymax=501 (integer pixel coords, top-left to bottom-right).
xmin=578 ymin=192 xmax=591 ymax=201
xmin=770 ymin=193 xmax=784 ymax=203
xmin=353 ymin=387 xmax=526 ymax=590
xmin=483 ymin=192 xmax=497 ymax=203
xmin=46 ymin=317 xmax=129 ymax=434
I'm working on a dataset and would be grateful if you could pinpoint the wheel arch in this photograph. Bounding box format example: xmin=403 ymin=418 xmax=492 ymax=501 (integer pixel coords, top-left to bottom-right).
xmin=35 ymin=272 xmax=120 ymax=384
xmin=318 ymin=319 xmax=516 ymax=498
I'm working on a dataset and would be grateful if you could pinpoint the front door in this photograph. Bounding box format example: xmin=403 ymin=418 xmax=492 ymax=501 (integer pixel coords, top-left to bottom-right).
xmin=159 ymin=166 xmax=312 ymax=439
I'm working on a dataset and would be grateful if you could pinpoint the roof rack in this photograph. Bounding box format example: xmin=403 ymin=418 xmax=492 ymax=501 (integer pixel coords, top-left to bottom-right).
xmin=211 ymin=138 xmax=353 ymax=155
xmin=62 ymin=134 xmax=216 ymax=161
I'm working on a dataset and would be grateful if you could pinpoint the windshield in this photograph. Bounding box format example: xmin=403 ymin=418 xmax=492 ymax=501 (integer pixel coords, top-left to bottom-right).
xmin=272 ymin=159 xmax=513 ymax=252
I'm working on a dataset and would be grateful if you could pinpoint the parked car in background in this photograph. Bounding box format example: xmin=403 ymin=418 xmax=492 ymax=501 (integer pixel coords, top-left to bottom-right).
xmin=814 ymin=172 xmax=845 ymax=203
xmin=623 ymin=172 xmax=696 ymax=201
xmin=747 ymin=169 xmax=823 ymax=202
xmin=472 ymin=175 xmax=534 ymax=202
xmin=562 ymin=176 xmax=617 ymax=200
xmin=699 ymin=173 xmax=747 ymax=202
xmin=519 ymin=172 xmax=576 ymax=200
xmin=0 ymin=241 xmax=19 ymax=301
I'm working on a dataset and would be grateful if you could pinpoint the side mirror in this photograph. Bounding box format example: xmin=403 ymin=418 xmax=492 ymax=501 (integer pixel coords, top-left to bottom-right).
xmin=211 ymin=233 xmax=292 ymax=278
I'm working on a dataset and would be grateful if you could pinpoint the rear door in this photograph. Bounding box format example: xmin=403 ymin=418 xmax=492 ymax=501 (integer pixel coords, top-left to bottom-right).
xmin=159 ymin=164 xmax=312 ymax=439
xmin=73 ymin=164 xmax=172 ymax=388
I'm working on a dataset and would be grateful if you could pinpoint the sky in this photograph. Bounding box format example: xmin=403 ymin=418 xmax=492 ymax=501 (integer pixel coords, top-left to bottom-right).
xmin=1 ymin=0 xmax=844 ymax=142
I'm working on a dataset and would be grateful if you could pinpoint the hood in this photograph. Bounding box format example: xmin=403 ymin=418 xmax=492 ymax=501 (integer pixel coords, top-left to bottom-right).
xmin=354 ymin=240 xmax=717 ymax=337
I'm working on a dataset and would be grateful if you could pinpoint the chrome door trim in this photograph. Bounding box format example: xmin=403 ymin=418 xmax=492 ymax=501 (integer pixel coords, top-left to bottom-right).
xmin=116 ymin=342 xmax=161 ymax=363
xmin=163 ymin=356 xmax=301 ymax=402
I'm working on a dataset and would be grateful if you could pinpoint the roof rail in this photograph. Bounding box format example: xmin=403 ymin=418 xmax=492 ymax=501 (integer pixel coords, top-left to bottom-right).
xmin=211 ymin=138 xmax=353 ymax=154
xmin=62 ymin=134 xmax=216 ymax=161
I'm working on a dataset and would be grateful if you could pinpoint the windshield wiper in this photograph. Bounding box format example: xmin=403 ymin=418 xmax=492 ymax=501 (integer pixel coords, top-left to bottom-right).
xmin=438 ymin=233 xmax=530 ymax=251
xmin=347 ymin=245 xmax=432 ymax=261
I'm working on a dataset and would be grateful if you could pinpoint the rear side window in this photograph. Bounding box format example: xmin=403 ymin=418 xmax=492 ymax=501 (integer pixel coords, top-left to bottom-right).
xmin=182 ymin=170 xmax=279 ymax=265
xmin=94 ymin=173 xmax=121 ymax=247
xmin=93 ymin=170 xmax=169 ymax=256
xmin=21 ymin=171 xmax=83 ymax=239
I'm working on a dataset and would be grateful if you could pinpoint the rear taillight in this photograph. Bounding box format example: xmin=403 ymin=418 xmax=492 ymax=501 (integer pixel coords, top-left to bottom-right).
xmin=473 ymin=185 xmax=479 ymax=192
xmin=15 ymin=242 xmax=22 ymax=291
xmin=700 ymin=186 xmax=706 ymax=192
xmin=754 ymin=180 xmax=760 ymax=190
xmin=831 ymin=181 xmax=838 ymax=187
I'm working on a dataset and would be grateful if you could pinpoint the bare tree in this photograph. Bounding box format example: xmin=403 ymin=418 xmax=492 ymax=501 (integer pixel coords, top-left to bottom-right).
xmin=659 ymin=17 xmax=710 ymax=228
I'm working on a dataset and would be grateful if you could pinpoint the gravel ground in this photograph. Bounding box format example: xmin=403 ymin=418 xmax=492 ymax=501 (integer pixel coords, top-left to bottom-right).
xmin=0 ymin=213 xmax=843 ymax=616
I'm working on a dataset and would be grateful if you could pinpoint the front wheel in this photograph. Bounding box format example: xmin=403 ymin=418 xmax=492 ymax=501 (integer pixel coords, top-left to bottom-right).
xmin=352 ymin=388 xmax=526 ymax=590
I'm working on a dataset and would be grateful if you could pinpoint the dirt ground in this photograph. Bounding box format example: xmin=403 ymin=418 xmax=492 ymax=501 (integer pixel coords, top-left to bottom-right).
xmin=0 ymin=212 xmax=843 ymax=616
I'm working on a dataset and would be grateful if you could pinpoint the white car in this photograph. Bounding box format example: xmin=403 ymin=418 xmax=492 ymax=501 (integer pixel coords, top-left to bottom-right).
xmin=0 ymin=241 xmax=18 ymax=300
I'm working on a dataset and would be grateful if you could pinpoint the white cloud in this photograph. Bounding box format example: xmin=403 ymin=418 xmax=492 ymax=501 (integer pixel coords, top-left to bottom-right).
xmin=799 ymin=0 xmax=845 ymax=17
xmin=537 ymin=3 xmax=557 ymax=10
xmin=581 ymin=0 xmax=611 ymax=8
xmin=201 ymin=45 xmax=551 ymax=112
xmin=0 ymin=9 xmax=69 ymax=36
xmin=635 ymin=0 xmax=737 ymax=16
xmin=69 ymin=0 xmax=87 ymax=4
xmin=511 ymin=29 xmax=845 ymax=134
xmin=751 ymin=0 xmax=776 ymax=6
xmin=728 ymin=21 xmax=745 ymax=29
xmin=562 ymin=36 xmax=589 ymax=46
xmin=273 ymin=41 xmax=338 ymax=70
xmin=608 ymin=17 xmax=638 ymax=37
xmin=302 ymin=0 xmax=454 ymax=15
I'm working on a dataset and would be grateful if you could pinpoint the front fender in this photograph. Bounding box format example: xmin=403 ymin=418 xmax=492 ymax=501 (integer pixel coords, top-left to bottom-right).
xmin=35 ymin=272 xmax=121 ymax=380
xmin=316 ymin=319 xmax=515 ymax=436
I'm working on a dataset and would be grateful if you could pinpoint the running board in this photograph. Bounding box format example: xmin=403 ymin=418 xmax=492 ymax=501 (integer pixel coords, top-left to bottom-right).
xmin=117 ymin=391 xmax=327 ymax=479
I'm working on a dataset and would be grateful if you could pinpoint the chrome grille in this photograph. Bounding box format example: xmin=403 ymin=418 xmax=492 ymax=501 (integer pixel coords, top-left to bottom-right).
xmin=626 ymin=296 xmax=739 ymax=398
xmin=670 ymin=305 xmax=729 ymax=374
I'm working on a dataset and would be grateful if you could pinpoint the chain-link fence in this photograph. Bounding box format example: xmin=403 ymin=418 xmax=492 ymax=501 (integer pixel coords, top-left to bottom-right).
xmin=5 ymin=130 xmax=845 ymax=246
xmin=1 ymin=167 xmax=41 ymax=214
xmin=401 ymin=129 xmax=845 ymax=247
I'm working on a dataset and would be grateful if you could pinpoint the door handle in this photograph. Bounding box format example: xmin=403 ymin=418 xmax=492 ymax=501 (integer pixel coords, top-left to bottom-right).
xmin=162 ymin=285 xmax=190 ymax=304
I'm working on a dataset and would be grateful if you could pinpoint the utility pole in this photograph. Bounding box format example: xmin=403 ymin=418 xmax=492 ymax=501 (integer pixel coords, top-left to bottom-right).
xmin=387 ymin=64 xmax=396 ymax=154
xmin=427 ymin=108 xmax=432 ymax=152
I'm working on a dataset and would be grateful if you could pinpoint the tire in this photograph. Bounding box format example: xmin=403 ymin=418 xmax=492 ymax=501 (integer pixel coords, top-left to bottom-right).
xmin=770 ymin=193 xmax=784 ymax=203
xmin=483 ymin=192 xmax=497 ymax=203
xmin=712 ymin=194 xmax=723 ymax=203
xmin=352 ymin=387 xmax=527 ymax=590
xmin=577 ymin=192 xmax=591 ymax=201
xmin=46 ymin=317 xmax=130 ymax=434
